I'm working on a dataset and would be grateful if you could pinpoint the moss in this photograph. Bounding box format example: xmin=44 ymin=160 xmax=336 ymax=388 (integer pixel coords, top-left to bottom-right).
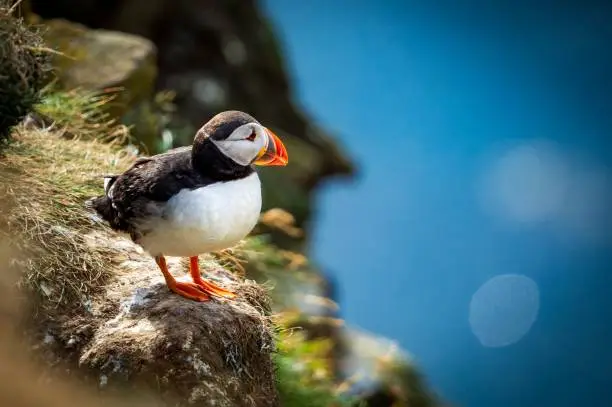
xmin=232 ymin=239 xmax=351 ymax=405
xmin=238 ymin=235 xmax=328 ymax=313
xmin=238 ymin=234 xmax=442 ymax=407
xmin=373 ymin=360 xmax=440 ymax=407
xmin=274 ymin=321 xmax=361 ymax=407
xmin=0 ymin=0 xmax=51 ymax=143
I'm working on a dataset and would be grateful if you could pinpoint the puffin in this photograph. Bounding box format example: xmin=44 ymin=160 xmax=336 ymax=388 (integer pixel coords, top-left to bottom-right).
xmin=89 ymin=111 xmax=288 ymax=302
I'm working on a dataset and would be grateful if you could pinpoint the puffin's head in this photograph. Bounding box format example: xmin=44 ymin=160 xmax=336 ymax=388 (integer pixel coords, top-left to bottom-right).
xmin=194 ymin=110 xmax=288 ymax=168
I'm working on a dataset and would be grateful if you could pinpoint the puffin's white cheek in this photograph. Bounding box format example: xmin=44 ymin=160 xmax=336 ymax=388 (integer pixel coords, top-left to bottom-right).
xmin=213 ymin=140 xmax=259 ymax=166
xmin=235 ymin=146 xmax=259 ymax=165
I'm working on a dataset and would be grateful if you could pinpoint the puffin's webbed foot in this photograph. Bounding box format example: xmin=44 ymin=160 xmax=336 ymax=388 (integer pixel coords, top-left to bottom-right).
xmin=170 ymin=281 xmax=212 ymax=302
xmin=190 ymin=256 xmax=236 ymax=299
xmin=155 ymin=255 xmax=211 ymax=302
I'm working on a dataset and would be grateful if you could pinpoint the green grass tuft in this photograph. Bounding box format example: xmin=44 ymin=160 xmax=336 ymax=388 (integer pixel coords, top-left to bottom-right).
xmin=274 ymin=325 xmax=361 ymax=407
xmin=35 ymin=85 xmax=130 ymax=143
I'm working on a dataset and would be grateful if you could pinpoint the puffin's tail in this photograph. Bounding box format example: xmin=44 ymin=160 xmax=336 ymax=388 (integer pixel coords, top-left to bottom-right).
xmin=86 ymin=176 xmax=126 ymax=231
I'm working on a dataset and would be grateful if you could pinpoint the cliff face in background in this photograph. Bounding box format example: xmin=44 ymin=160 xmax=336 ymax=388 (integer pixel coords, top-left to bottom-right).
xmin=3 ymin=1 xmax=441 ymax=406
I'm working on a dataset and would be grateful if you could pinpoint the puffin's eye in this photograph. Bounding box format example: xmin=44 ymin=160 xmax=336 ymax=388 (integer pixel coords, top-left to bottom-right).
xmin=246 ymin=131 xmax=257 ymax=142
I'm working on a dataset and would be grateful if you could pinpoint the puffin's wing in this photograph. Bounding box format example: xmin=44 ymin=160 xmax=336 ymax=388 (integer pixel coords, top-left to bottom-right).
xmin=92 ymin=147 xmax=211 ymax=236
xmin=114 ymin=147 xmax=210 ymax=204
xmin=101 ymin=155 xmax=155 ymax=199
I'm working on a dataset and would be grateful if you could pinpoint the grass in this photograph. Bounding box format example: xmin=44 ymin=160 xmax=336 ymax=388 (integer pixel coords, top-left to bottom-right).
xmin=0 ymin=88 xmax=135 ymax=311
xmin=274 ymin=316 xmax=362 ymax=407
xmin=35 ymin=85 xmax=130 ymax=142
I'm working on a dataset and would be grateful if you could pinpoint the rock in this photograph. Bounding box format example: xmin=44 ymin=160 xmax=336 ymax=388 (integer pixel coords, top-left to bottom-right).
xmin=41 ymin=18 xmax=157 ymax=117
xmin=39 ymin=18 xmax=163 ymax=152
xmin=78 ymin=259 xmax=277 ymax=407
xmin=251 ymin=208 xmax=304 ymax=250
xmin=49 ymin=237 xmax=277 ymax=407
xmin=258 ymin=209 xmax=304 ymax=239
xmin=65 ymin=238 xmax=278 ymax=407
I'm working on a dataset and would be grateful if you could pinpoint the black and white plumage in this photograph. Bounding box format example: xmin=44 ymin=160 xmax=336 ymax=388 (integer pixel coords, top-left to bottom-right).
xmin=90 ymin=110 xmax=288 ymax=302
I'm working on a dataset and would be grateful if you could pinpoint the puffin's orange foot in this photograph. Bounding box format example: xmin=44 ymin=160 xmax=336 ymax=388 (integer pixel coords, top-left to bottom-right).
xmin=168 ymin=281 xmax=211 ymax=302
xmin=193 ymin=277 xmax=236 ymax=299
xmin=189 ymin=256 xmax=236 ymax=299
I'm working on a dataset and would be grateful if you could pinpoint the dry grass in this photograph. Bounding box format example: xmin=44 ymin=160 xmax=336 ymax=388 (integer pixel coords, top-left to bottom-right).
xmin=209 ymin=247 xmax=248 ymax=278
xmin=0 ymin=110 xmax=135 ymax=311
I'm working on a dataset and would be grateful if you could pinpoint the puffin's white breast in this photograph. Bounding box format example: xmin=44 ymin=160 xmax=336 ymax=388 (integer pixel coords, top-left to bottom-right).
xmin=139 ymin=172 xmax=261 ymax=257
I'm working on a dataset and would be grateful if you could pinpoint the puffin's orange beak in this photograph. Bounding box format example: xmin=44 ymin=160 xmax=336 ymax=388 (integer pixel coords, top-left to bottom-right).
xmin=254 ymin=127 xmax=288 ymax=166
